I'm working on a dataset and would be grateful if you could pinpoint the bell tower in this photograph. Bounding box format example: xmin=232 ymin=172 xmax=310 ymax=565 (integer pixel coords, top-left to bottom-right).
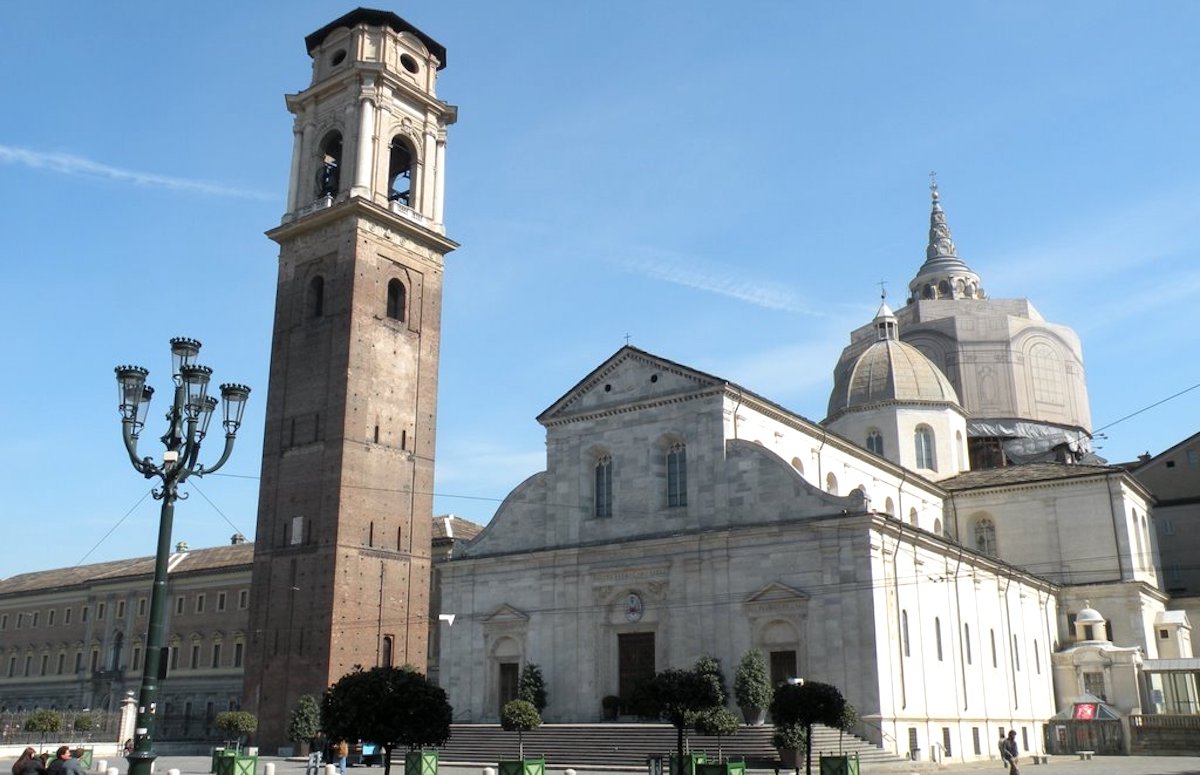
xmin=244 ymin=9 xmax=457 ymax=748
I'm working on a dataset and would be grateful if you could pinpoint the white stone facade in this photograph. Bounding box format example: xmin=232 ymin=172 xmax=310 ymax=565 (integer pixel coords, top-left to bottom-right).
xmin=439 ymin=349 xmax=1066 ymax=759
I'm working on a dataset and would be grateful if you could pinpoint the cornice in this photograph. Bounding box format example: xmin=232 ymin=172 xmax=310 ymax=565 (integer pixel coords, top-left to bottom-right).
xmin=268 ymin=195 xmax=459 ymax=254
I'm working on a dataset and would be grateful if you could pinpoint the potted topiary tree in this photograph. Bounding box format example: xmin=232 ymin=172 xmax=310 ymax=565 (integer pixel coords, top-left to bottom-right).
xmin=770 ymin=681 xmax=846 ymax=775
xmin=771 ymin=723 xmax=805 ymax=772
xmin=213 ymin=711 xmax=259 ymax=775
xmin=693 ymin=707 xmax=741 ymax=769
xmin=499 ymin=700 xmax=544 ymax=775
xmin=733 ymin=650 xmax=772 ymax=726
xmin=71 ymin=714 xmax=96 ymax=768
xmin=286 ymin=695 xmax=322 ymax=756
xmin=517 ymin=664 xmax=548 ymax=715
xmin=321 ymin=665 xmax=452 ymax=775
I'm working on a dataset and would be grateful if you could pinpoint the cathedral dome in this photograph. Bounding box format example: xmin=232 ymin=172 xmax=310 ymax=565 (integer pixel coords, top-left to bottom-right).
xmin=827 ymin=302 xmax=961 ymax=421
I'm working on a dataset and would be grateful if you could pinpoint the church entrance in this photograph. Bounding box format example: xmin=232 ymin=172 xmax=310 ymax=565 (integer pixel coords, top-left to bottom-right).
xmin=618 ymin=632 xmax=655 ymax=703
xmin=498 ymin=661 xmax=519 ymax=715
xmin=770 ymin=649 xmax=797 ymax=686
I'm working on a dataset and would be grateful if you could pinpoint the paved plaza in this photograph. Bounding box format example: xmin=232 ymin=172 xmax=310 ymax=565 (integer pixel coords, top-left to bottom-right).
xmin=130 ymin=754 xmax=1200 ymax=775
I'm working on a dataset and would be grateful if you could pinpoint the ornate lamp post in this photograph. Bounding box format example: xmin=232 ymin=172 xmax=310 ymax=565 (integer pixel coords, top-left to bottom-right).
xmin=115 ymin=337 xmax=250 ymax=775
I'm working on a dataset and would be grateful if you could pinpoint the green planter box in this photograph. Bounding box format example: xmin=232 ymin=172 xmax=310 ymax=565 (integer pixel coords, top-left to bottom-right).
xmin=498 ymin=757 xmax=545 ymax=775
xmin=405 ymin=750 xmax=438 ymax=775
xmin=73 ymin=749 xmax=93 ymax=769
xmin=696 ymin=762 xmax=746 ymax=775
xmin=211 ymin=747 xmax=231 ymax=773
xmin=669 ymin=753 xmax=707 ymax=775
xmin=215 ymin=754 xmax=257 ymax=775
xmin=819 ymin=753 xmax=859 ymax=775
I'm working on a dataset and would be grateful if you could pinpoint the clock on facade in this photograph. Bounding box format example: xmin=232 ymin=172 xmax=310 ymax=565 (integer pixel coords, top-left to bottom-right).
xmin=625 ymin=592 xmax=644 ymax=622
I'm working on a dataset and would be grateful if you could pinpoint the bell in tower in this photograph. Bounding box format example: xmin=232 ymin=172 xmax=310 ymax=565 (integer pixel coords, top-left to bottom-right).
xmin=244 ymin=8 xmax=458 ymax=749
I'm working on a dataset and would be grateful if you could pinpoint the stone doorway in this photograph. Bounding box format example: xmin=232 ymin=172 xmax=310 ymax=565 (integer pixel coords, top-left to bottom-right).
xmin=618 ymin=632 xmax=655 ymax=703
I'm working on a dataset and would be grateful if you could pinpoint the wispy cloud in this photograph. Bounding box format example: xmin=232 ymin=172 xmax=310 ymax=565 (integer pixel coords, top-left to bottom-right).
xmin=0 ymin=144 xmax=273 ymax=200
xmin=982 ymin=188 xmax=1200 ymax=293
xmin=612 ymin=249 xmax=821 ymax=315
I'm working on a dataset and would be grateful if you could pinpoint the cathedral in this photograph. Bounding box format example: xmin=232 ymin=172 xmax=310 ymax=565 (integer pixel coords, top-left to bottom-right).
xmin=438 ymin=183 xmax=1198 ymax=758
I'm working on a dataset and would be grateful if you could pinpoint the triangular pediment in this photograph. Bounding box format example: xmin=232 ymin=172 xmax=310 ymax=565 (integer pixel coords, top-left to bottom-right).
xmin=744 ymin=581 xmax=809 ymax=605
xmin=485 ymin=604 xmax=529 ymax=624
xmin=537 ymin=346 xmax=727 ymax=425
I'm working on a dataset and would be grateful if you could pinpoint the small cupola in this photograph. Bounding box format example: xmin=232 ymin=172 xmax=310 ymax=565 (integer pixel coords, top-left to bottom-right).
xmin=1073 ymin=602 xmax=1109 ymax=643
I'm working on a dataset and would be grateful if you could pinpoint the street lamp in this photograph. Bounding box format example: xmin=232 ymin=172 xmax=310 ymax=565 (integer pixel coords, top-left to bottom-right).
xmin=115 ymin=337 xmax=250 ymax=775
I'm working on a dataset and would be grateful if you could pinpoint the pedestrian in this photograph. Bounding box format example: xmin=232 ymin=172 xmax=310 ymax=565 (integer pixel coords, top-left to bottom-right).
xmin=11 ymin=747 xmax=44 ymax=775
xmin=45 ymin=747 xmax=83 ymax=775
xmin=334 ymin=740 xmax=349 ymax=775
xmin=1001 ymin=730 xmax=1020 ymax=775
xmin=305 ymin=740 xmax=323 ymax=775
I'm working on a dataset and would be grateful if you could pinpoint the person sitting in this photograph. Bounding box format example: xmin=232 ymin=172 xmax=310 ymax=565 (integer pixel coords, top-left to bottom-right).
xmin=45 ymin=747 xmax=83 ymax=775
xmin=11 ymin=747 xmax=45 ymax=775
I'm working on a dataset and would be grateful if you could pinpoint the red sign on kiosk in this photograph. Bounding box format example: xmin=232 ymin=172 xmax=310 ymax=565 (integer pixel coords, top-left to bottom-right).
xmin=1072 ymin=703 xmax=1097 ymax=720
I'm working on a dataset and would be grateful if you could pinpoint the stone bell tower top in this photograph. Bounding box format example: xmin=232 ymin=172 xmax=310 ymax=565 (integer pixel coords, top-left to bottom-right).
xmin=304 ymin=9 xmax=447 ymax=69
xmin=279 ymin=7 xmax=457 ymax=235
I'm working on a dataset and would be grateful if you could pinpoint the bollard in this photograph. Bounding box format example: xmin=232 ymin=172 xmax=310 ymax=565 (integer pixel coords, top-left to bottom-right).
xmin=264 ymin=764 xmax=276 ymax=775
xmin=107 ymin=768 xmax=118 ymax=775
xmin=168 ymin=769 xmax=181 ymax=775
xmin=565 ymin=770 xmax=577 ymax=775
xmin=326 ymin=765 xmax=338 ymax=775
xmin=483 ymin=768 xmax=496 ymax=775
xmin=97 ymin=761 xmax=106 ymax=774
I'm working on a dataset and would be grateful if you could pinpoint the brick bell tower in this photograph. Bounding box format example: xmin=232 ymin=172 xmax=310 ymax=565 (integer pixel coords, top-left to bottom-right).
xmin=244 ymin=9 xmax=457 ymax=748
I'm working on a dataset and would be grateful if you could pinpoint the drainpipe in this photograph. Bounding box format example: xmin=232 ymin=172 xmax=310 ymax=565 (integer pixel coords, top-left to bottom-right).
xmin=952 ymin=547 xmax=968 ymax=711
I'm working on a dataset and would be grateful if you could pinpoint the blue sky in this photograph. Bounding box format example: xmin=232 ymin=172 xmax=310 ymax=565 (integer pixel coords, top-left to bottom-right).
xmin=3 ymin=2 xmax=1199 ymax=579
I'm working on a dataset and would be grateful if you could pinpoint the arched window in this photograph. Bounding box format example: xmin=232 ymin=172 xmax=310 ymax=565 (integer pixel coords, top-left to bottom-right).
xmin=909 ymin=508 xmax=918 ymax=526
xmin=901 ymin=610 xmax=910 ymax=657
xmin=667 ymin=442 xmax=687 ymax=507
xmin=790 ymin=457 xmax=804 ymax=476
xmin=388 ymin=136 xmax=415 ymax=206
xmin=884 ymin=497 xmax=895 ymax=516
xmin=956 ymin=430 xmax=965 ymax=470
xmin=1028 ymin=342 xmax=1063 ymax=405
xmin=595 ymin=455 xmax=613 ymax=518
xmin=316 ymin=131 xmax=343 ymax=198
xmin=964 ymin=623 xmax=972 ymax=664
xmin=307 ymin=276 xmax=325 ymax=319
xmin=387 ymin=279 xmax=406 ymax=321
xmin=866 ymin=428 xmax=884 ymax=456
xmin=933 ymin=518 xmax=943 ymax=536
xmin=935 ymin=617 xmax=943 ymax=661
xmin=914 ymin=425 xmax=936 ymax=469
xmin=381 ymin=635 xmax=394 ymax=668
xmin=826 ymin=473 xmax=839 ymax=496
xmin=975 ymin=517 xmax=997 ymax=556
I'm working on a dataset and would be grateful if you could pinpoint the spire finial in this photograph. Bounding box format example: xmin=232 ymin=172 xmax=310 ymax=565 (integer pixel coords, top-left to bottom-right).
xmin=929 ymin=171 xmax=940 ymax=206
xmin=877 ymin=279 xmax=887 ymax=301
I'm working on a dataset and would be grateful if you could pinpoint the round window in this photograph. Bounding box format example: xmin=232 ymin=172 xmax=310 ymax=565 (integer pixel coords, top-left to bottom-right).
xmin=330 ymin=49 xmax=347 ymax=66
xmin=400 ymin=53 xmax=419 ymax=74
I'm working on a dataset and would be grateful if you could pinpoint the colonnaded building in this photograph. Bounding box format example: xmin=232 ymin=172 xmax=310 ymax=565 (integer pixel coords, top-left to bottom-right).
xmin=2 ymin=7 xmax=1199 ymax=763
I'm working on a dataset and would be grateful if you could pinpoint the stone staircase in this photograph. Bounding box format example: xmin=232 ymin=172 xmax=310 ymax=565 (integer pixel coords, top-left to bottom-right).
xmin=427 ymin=723 xmax=902 ymax=768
